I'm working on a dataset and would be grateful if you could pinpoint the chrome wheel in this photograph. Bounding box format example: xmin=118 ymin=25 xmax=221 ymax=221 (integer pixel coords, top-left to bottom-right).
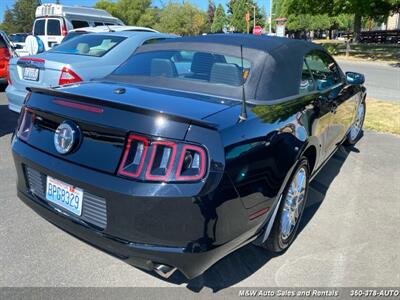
xmin=280 ymin=167 xmax=307 ymax=240
xmin=349 ymin=102 xmax=365 ymax=141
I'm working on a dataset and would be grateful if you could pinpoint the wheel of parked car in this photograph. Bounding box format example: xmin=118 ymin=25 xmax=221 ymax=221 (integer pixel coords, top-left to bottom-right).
xmin=264 ymin=157 xmax=310 ymax=253
xmin=345 ymin=98 xmax=366 ymax=145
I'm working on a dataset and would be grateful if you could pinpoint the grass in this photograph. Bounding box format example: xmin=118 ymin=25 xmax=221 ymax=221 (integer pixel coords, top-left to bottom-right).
xmin=364 ymin=99 xmax=400 ymax=135
xmin=314 ymin=40 xmax=400 ymax=63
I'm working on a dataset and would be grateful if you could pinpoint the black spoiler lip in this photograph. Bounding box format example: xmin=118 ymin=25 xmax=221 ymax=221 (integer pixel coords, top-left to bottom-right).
xmin=26 ymin=87 xmax=218 ymax=130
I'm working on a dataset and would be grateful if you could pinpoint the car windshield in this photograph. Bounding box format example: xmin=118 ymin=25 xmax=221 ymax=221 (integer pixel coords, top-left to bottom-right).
xmin=50 ymin=34 xmax=126 ymax=57
xmin=111 ymin=50 xmax=251 ymax=87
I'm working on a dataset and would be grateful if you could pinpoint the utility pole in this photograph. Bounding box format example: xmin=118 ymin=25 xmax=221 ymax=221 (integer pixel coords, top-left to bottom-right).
xmin=269 ymin=0 xmax=273 ymax=34
xmin=245 ymin=11 xmax=250 ymax=34
xmin=253 ymin=4 xmax=256 ymax=29
xmin=247 ymin=3 xmax=256 ymax=33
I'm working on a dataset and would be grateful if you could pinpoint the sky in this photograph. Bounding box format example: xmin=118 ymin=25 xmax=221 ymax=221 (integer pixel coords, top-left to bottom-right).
xmin=0 ymin=0 xmax=272 ymax=22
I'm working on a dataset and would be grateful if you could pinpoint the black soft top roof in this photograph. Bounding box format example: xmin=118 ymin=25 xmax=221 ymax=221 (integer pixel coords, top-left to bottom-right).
xmin=154 ymin=34 xmax=320 ymax=52
xmin=126 ymin=34 xmax=327 ymax=101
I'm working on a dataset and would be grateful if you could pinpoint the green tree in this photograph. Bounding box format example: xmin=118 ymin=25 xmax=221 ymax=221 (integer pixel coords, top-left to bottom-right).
xmin=207 ymin=0 xmax=216 ymax=31
xmin=137 ymin=8 xmax=160 ymax=28
xmin=95 ymin=0 xmax=151 ymax=25
xmin=154 ymin=2 xmax=207 ymax=35
xmin=285 ymin=14 xmax=353 ymax=38
xmin=0 ymin=0 xmax=40 ymax=33
xmin=284 ymin=0 xmax=400 ymax=41
xmin=95 ymin=0 xmax=118 ymax=17
xmin=229 ymin=0 xmax=265 ymax=33
xmin=0 ymin=9 xmax=16 ymax=33
xmin=211 ymin=4 xmax=227 ymax=33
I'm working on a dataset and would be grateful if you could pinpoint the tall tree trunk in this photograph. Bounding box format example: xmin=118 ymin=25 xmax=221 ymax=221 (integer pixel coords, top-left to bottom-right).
xmin=353 ymin=13 xmax=362 ymax=43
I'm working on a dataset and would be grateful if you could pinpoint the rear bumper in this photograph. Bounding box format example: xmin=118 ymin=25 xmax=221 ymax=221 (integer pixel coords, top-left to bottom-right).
xmin=12 ymin=138 xmax=261 ymax=279
xmin=17 ymin=189 xmax=253 ymax=279
xmin=6 ymin=84 xmax=26 ymax=113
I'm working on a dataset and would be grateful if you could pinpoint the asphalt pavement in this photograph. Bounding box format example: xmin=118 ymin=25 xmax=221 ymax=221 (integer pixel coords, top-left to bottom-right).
xmin=0 ymin=84 xmax=399 ymax=293
xmin=336 ymin=59 xmax=400 ymax=102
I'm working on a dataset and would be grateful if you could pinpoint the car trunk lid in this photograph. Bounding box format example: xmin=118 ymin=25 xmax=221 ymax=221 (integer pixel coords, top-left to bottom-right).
xmin=9 ymin=53 xmax=97 ymax=93
xmin=22 ymin=82 xmax=233 ymax=174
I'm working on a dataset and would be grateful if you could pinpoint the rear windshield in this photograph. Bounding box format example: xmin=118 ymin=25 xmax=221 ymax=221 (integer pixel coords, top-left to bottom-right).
xmin=111 ymin=50 xmax=251 ymax=87
xmin=47 ymin=19 xmax=61 ymax=35
xmin=50 ymin=34 xmax=126 ymax=57
xmin=33 ymin=19 xmax=45 ymax=35
xmin=62 ymin=31 xmax=87 ymax=43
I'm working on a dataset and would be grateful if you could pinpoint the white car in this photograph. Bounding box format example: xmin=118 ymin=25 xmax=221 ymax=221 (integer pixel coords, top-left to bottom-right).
xmin=6 ymin=31 xmax=176 ymax=113
xmin=33 ymin=3 xmax=124 ymax=50
xmin=62 ymin=25 xmax=158 ymax=43
xmin=70 ymin=25 xmax=158 ymax=33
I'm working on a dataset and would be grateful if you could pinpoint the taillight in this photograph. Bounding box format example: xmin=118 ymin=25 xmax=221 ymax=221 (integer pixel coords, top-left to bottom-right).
xmin=58 ymin=67 xmax=82 ymax=85
xmin=16 ymin=107 xmax=35 ymax=142
xmin=175 ymin=145 xmax=206 ymax=181
xmin=6 ymin=62 xmax=11 ymax=86
xmin=145 ymin=141 xmax=177 ymax=181
xmin=118 ymin=134 xmax=207 ymax=182
xmin=118 ymin=135 xmax=149 ymax=178
xmin=0 ymin=47 xmax=10 ymax=59
xmin=61 ymin=22 xmax=68 ymax=36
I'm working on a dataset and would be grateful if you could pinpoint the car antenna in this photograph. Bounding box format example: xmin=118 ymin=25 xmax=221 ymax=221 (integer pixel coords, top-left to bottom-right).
xmin=106 ymin=24 xmax=115 ymax=32
xmin=238 ymin=44 xmax=248 ymax=122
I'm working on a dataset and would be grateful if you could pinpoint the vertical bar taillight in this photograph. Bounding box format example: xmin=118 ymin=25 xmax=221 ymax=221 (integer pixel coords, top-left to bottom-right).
xmin=16 ymin=107 xmax=35 ymax=142
xmin=118 ymin=134 xmax=207 ymax=182
xmin=117 ymin=134 xmax=149 ymax=178
xmin=145 ymin=141 xmax=177 ymax=181
xmin=175 ymin=145 xmax=206 ymax=181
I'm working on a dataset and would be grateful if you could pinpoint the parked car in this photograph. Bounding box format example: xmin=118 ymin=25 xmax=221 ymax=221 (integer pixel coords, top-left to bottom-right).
xmin=6 ymin=31 xmax=175 ymax=113
xmin=12 ymin=35 xmax=366 ymax=280
xmin=0 ymin=30 xmax=14 ymax=84
xmin=9 ymin=33 xmax=30 ymax=56
xmin=33 ymin=3 xmax=123 ymax=50
xmin=62 ymin=25 xmax=158 ymax=43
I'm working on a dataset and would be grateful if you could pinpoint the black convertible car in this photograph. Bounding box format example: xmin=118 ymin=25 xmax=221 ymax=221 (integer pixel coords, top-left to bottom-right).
xmin=12 ymin=35 xmax=366 ymax=279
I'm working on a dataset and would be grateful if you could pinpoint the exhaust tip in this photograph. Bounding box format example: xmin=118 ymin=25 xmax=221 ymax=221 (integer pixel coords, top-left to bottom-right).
xmin=153 ymin=263 xmax=177 ymax=278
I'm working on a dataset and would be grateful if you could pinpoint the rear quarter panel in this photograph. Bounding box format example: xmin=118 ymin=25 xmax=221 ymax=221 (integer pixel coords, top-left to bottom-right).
xmin=206 ymin=94 xmax=322 ymax=233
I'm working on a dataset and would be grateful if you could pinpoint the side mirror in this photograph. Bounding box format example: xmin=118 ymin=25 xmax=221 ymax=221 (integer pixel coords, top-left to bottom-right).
xmin=346 ymin=71 xmax=365 ymax=85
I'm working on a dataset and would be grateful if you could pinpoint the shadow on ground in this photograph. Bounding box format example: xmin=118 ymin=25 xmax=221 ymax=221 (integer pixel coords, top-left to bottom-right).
xmin=149 ymin=142 xmax=361 ymax=292
xmin=0 ymin=84 xmax=19 ymax=138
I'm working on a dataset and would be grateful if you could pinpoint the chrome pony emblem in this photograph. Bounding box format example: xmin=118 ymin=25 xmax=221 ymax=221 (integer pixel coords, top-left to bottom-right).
xmin=54 ymin=121 xmax=80 ymax=154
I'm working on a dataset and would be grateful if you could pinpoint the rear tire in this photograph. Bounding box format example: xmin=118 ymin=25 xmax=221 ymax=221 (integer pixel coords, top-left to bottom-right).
xmin=264 ymin=158 xmax=310 ymax=253
xmin=345 ymin=99 xmax=366 ymax=145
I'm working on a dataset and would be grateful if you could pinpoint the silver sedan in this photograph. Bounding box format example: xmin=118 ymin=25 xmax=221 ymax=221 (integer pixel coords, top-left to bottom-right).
xmin=6 ymin=31 xmax=176 ymax=113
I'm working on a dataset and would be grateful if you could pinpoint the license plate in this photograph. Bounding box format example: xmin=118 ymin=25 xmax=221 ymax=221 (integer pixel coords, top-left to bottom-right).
xmin=23 ymin=67 xmax=39 ymax=81
xmin=46 ymin=176 xmax=83 ymax=216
